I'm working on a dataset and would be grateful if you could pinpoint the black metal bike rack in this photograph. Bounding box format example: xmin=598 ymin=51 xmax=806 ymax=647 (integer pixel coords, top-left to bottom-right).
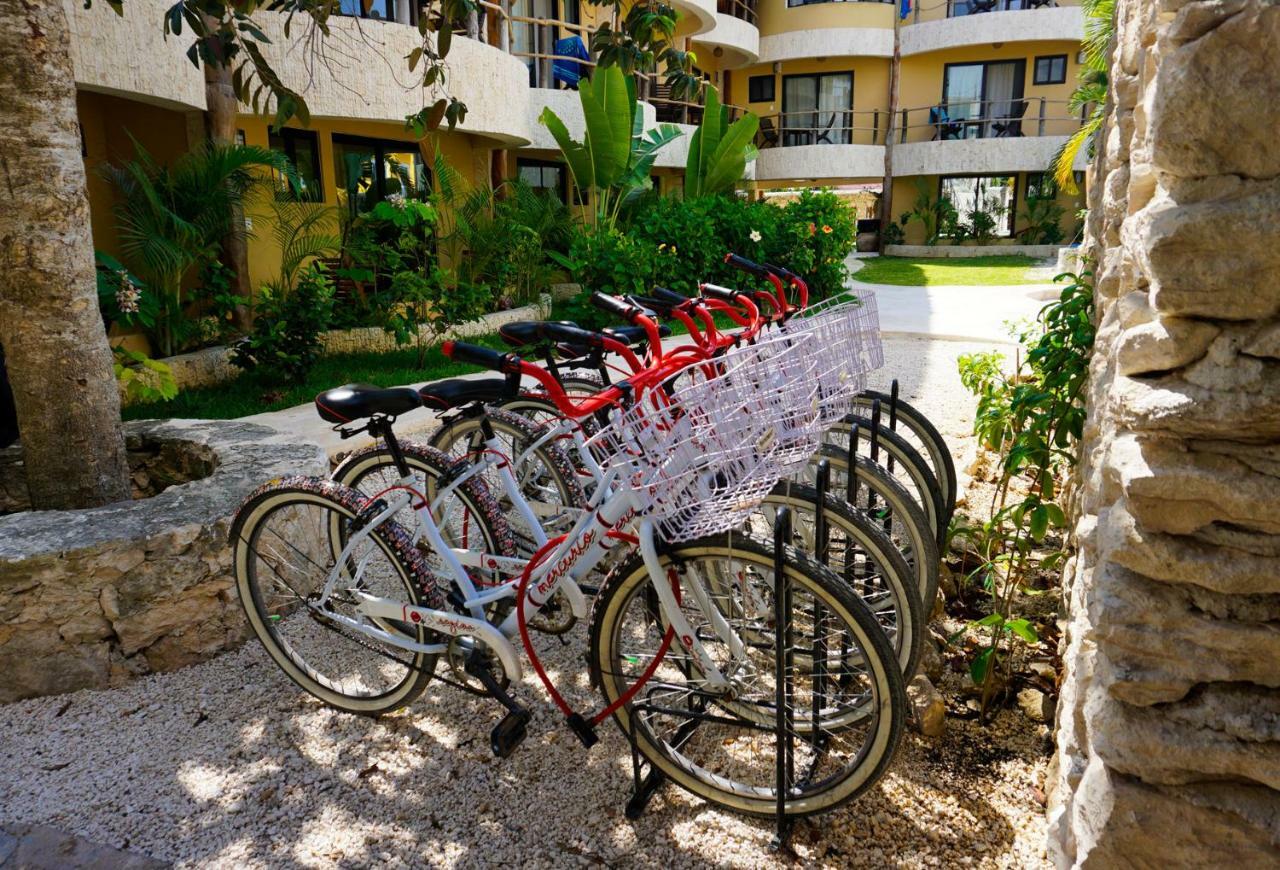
xmin=620 ymin=507 xmax=806 ymax=853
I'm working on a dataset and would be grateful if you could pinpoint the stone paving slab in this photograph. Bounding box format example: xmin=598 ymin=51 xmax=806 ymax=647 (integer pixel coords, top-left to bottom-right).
xmin=0 ymin=824 xmax=167 ymax=870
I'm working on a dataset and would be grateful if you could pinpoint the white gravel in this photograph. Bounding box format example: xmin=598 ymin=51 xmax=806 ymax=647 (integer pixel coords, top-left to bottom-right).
xmin=0 ymin=337 xmax=1050 ymax=868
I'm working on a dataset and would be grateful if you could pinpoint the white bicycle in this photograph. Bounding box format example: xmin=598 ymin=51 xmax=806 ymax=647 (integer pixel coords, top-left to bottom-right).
xmin=231 ymin=319 xmax=906 ymax=818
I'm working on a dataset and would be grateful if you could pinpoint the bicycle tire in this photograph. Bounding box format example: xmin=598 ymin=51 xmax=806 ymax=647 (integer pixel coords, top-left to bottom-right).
xmin=231 ymin=476 xmax=441 ymax=716
xmin=588 ymin=532 xmax=906 ymax=818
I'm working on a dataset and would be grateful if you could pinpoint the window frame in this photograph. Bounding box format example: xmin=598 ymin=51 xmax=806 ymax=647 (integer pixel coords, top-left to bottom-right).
xmin=937 ymin=174 xmax=1020 ymax=238
xmin=748 ymin=74 xmax=775 ymax=103
xmin=941 ymin=59 xmax=1027 ymax=138
xmin=269 ymin=127 xmax=324 ymax=203
xmin=516 ymin=157 xmax=568 ymax=203
xmin=780 ymin=71 xmax=855 ymax=146
xmin=331 ymin=133 xmax=432 ymax=213
xmin=338 ymin=0 xmax=397 ymax=20
xmin=1032 ymin=54 xmax=1068 ymax=86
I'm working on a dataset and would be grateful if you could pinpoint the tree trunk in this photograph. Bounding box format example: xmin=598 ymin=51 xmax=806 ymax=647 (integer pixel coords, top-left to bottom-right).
xmin=878 ymin=13 xmax=902 ymax=254
xmin=204 ymin=56 xmax=254 ymax=329
xmin=0 ymin=1 xmax=132 ymax=509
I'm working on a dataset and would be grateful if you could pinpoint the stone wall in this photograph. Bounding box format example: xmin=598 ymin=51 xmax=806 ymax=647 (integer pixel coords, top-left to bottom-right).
xmin=1048 ymin=0 xmax=1280 ymax=864
xmin=0 ymin=420 xmax=327 ymax=702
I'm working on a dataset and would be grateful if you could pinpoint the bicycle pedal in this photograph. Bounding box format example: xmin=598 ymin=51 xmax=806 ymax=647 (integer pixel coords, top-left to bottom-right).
xmin=490 ymin=709 xmax=531 ymax=758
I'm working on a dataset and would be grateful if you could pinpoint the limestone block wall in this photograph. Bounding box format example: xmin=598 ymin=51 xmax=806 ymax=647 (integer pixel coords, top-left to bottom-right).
xmin=0 ymin=421 xmax=328 ymax=702
xmin=1048 ymin=0 xmax=1280 ymax=863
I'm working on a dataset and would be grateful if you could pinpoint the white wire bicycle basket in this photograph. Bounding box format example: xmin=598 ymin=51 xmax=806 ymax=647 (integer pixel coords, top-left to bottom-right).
xmin=590 ymin=339 xmax=825 ymax=542
xmin=776 ymin=291 xmax=883 ymax=423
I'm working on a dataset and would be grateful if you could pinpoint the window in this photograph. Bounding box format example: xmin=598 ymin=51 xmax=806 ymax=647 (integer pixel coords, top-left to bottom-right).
xmin=940 ymin=175 xmax=1017 ymax=237
xmin=942 ymin=60 xmax=1026 ymax=138
xmin=748 ymin=75 xmax=775 ymax=103
xmin=332 ymin=135 xmax=431 ymax=215
xmin=1033 ymin=54 xmax=1067 ymax=85
xmin=517 ymin=158 xmax=567 ymax=203
xmin=1024 ymin=172 xmax=1057 ymax=201
xmin=269 ymin=128 xmax=324 ymax=202
xmin=339 ymin=0 xmax=395 ymax=19
xmin=781 ymin=72 xmax=853 ymax=145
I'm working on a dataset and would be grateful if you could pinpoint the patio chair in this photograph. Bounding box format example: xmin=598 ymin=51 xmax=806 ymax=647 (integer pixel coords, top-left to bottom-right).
xmin=929 ymin=105 xmax=964 ymax=140
xmin=814 ymin=112 xmax=839 ymax=144
xmin=968 ymin=0 xmax=998 ymax=12
xmin=991 ymin=100 xmax=1028 ymax=137
xmin=756 ymin=116 xmax=780 ymax=149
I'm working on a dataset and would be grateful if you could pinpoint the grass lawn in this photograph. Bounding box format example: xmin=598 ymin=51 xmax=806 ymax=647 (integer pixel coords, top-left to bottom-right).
xmin=853 ymin=255 xmax=1045 ymax=287
xmin=123 ymin=333 xmax=510 ymax=421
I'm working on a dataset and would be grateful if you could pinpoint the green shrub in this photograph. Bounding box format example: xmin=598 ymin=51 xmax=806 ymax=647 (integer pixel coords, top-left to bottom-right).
xmin=233 ymin=263 xmax=335 ymax=382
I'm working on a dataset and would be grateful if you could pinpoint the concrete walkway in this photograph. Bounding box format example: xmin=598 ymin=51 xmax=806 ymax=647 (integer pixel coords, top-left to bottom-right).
xmin=854 ymin=278 xmax=1054 ymax=345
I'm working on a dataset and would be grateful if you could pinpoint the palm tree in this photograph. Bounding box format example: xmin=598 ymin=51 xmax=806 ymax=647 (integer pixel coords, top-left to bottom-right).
xmin=106 ymin=141 xmax=293 ymax=356
xmin=1051 ymin=0 xmax=1116 ymax=193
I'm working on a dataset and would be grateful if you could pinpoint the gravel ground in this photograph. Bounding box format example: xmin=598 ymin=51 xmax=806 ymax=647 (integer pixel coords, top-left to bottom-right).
xmin=0 ymin=337 xmax=1052 ymax=869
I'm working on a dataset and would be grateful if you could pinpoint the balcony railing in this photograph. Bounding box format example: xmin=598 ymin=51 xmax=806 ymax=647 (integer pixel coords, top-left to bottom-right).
xmin=785 ymin=0 xmax=893 ymax=9
xmin=909 ymin=0 xmax=1074 ymax=22
xmin=461 ymin=1 xmax=746 ymax=123
xmin=897 ymin=97 xmax=1086 ymax=143
xmin=756 ymin=110 xmax=887 ymax=148
xmin=718 ymin=0 xmax=759 ymax=25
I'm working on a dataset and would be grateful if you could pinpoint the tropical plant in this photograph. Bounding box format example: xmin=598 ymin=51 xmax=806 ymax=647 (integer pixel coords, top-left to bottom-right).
xmin=104 ymin=140 xmax=293 ymax=356
xmin=259 ymin=198 xmax=341 ymax=298
xmin=233 ymin=263 xmax=336 ymax=382
xmin=112 ymin=346 xmax=178 ymax=405
xmin=969 ymin=208 xmax=998 ymax=245
xmin=902 ymin=178 xmax=958 ymax=246
xmin=952 ymin=269 xmax=1095 ymax=718
xmin=587 ymin=0 xmax=702 ymax=102
xmin=1051 ymin=0 xmax=1115 ymax=192
xmin=684 ymin=86 xmax=758 ymax=198
xmin=1019 ymin=193 xmax=1067 ymax=245
xmin=539 ymin=65 xmax=682 ymax=229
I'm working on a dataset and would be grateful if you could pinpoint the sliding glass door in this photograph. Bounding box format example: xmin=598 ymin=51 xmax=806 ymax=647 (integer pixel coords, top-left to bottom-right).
xmin=781 ymin=73 xmax=853 ymax=146
xmin=942 ymin=60 xmax=1025 ymax=138
xmin=512 ymin=0 xmax=558 ymax=87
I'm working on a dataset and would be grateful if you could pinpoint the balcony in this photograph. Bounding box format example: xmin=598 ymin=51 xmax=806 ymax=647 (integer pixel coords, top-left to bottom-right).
xmin=693 ymin=0 xmax=762 ymax=66
xmin=752 ymin=110 xmax=887 ymax=181
xmin=902 ymin=0 xmax=1082 ymax=53
xmin=67 ymin=0 xmax=206 ymax=111
xmin=891 ymin=97 xmax=1088 ymax=175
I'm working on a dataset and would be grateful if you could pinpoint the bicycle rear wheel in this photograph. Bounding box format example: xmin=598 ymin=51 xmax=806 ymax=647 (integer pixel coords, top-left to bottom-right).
xmin=846 ymin=392 xmax=957 ymax=525
xmin=797 ymin=449 xmax=941 ymax=614
xmin=588 ymin=534 xmax=905 ymax=818
xmin=747 ymin=482 xmax=924 ymax=678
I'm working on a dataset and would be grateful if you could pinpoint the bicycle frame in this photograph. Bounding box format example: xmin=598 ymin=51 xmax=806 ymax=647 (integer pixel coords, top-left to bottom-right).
xmin=309 ymin=425 xmax=741 ymax=695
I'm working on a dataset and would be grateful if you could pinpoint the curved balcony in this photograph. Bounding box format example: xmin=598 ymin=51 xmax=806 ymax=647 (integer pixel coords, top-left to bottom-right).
xmin=672 ymin=0 xmax=719 ymax=38
xmin=901 ymin=5 xmax=1083 ymax=54
xmin=693 ymin=10 xmax=761 ymax=68
xmin=753 ymin=111 xmax=886 ymax=182
xmin=66 ymin=0 xmax=206 ymax=111
xmin=252 ymin=16 xmax=533 ymax=145
xmin=891 ymin=98 xmax=1087 ymax=175
xmin=757 ymin=27 xmax=893 ymax=64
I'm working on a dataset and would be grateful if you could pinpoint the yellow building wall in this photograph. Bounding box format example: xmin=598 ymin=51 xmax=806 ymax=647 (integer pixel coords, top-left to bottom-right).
xmin=897 ymin=40 xmax=1082 ymax=136
xmin=889 ymin=171 xmax=1082 ymax=244
xmin=757 ymin=1 xmax=896 ymax=34
xmin=730 ymin=56 xmax=893 ymax=139
xmin=237 ymin=116 xmax=492 ymax=289
xmin=78 ymin=90 xmax=197 ymax=264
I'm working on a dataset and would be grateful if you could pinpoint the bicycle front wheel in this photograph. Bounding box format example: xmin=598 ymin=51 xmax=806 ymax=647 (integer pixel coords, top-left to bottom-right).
xmin=231 ymin=477 xmax=441 ymax=716
xmin=588 ymin=533 xmax=905 ymax=818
